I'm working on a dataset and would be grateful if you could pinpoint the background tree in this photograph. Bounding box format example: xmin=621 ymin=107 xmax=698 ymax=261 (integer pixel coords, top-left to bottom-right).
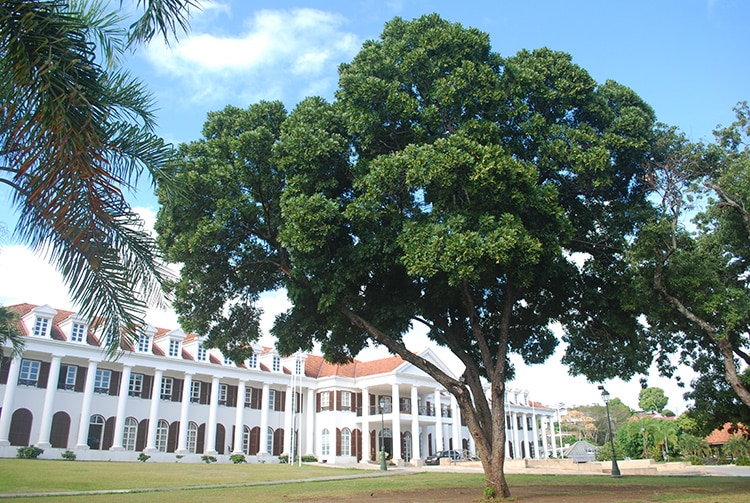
xmin=576 ymin=399 xmax=633 ymax=445
xmin=0 ymin=0 xmax=197 ymax=351
xmin=157 ymin=15 xmax=656 ymax=498
xmin=638 ymin=387 xmax=669 ymax=414
xmin=625 ymin=105 xmax=750 ymax=412
xmin=616 ymin=416 xmax=678 ymax=460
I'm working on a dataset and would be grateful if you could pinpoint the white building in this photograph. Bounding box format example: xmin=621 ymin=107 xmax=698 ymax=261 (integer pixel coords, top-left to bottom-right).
xmin=0 ymin=303 xmax=558 ymax=463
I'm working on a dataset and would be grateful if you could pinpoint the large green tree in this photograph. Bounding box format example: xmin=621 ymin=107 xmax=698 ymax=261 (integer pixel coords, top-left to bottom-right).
xmin=623 ymin=103 xmax=750 ymax=415
xmin=638 ymin=387 xmax=669 ymax=414
xmin=0 ymin=0 xmax=196 ymax=351
xmin=156 ymin=15 xmax=655 ymax=497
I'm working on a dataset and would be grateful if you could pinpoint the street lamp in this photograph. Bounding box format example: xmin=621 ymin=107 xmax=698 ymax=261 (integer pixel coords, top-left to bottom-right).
xmin=598 ymin=386 xmax=621 ymax=477
xmin=379 ymin=397 xmax=387 ymax=471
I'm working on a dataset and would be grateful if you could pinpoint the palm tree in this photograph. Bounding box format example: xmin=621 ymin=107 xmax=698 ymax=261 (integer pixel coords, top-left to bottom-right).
xmin=0 ymin=0 xmax=197 ymax=354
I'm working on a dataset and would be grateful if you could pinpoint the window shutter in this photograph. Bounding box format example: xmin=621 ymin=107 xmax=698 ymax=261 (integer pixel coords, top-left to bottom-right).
xmin=336 ymin=428 xmax=341 ymax=456
xmin=227 ymin=385 xmax=238 ymax=408
xmin=168 ymin=422 xmax=179 ymax=452
xmin=57 ymin=365 xmax=67 ymax=389
xmin=249 ymin=426 xmax=260 ymax=454
xmin=316 ymin=392 xmax=321 ymax=412
xmin=109 ymin=370 xmax=120 ymax=396
xmin=75 ymin=366 xmax=86 ymax=392
xmin=102 ymin=417 xmax=116 ymax=450
xmin=37 ymin=361 xmax=50 ymax=389
xmin=336 ymin=390 xmax=342 ymax=411
xmin=142 ymin=375 xmax=153 ymax=399
xmin=201 ymin=381 xmax=211 ymax=405
xmin=136 ymin=419 xmax=148 ymax=451
xmin=197 ymin=424 xmax=206 ymax=454
xmin=172 ymin=379 xmax=183 ymax=402
xmin=252 ymin=387 xmax=262 ymax=409
xmin=276 ymin=390 xmax=286 ymax=411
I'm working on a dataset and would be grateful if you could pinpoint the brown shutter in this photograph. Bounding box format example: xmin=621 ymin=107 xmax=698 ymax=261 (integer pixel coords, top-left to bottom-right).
xmin=336 ymin=390 xmax=342 ymax=411
xmin=336 ymin=428 xmax=341 ymax=456
xmin=277 ymin=390 xmax=286 ymax=411
xmin=252 ymin=388 xmax=262 ymax=409
xmin=136 ymin=419 xmax=148 ymax=451
xmin=37 ymin=361 xmax=50 ymax=389
xmin=227 ymin=385 xmax=238 ymax=408
xmin=215 ymin=424 xmax=226 ymax=454
xmin=201 ymin=381 xmax=211 ymax=405
xmin=370 ymin=430 xmax=376 ymax=461
xmin=0 ymin=356 xmax=10 ymax=384
xmin=102 ymin=416 xmax=116 ymax=450
xmin=75 ymin=366 xmax=86 ymax=392
xmin=168 ymin=422 xmax=179 ymax=452
xmin=109 ymin=370 xmax=120 ymax=396
xmin=296 ymin=392 xmax=302 ymax=413
xmin=172 ymin=379 xmax=183 ymax=402
xmin=142 ymin=375 xmax=153 ymax=399
xmin=249 ymin=426 xmax=260 ymax=454
xmin=197 ymin=423 xmax=206 ymax=454
xmin=273 ymin=428 xmax=284 ymax=456
xmin=316 ymin=392 xmax=321 ymax=412
xmin=56 ymin=365 xmax=68 ymax=389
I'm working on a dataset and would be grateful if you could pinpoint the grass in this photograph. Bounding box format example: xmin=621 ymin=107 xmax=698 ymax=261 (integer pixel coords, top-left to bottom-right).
xmin=1 ymin=460 xmax=749 ymax=502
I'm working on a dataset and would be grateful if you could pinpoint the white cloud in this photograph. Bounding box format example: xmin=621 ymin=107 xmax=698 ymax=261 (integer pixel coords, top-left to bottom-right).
xmin=144 ymin=8 xmax=360 ymax=107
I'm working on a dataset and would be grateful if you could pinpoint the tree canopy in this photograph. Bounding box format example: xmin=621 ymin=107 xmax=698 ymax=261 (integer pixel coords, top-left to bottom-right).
xmin=156 ymin=14 xmax=656 ymax=497
xmin=0 ymin=0 xmax=198 ymax=351
xmin=638 ymin=387 xmax=669 ymax=414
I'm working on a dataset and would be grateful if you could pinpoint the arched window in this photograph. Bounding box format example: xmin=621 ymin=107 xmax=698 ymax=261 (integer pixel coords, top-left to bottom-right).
xmin=9 ymin=408 xmax=32 ymax=446
xmin=123 ymin=417 xmax=138 ymax=451
xmin=155 ymin=420 xmax=169 ymax=452
xmin=266 ymin=427 xmax=274 ymax=454
xmin=87 ymin=415 xmax=105 ymax=450
xmin=341 ymin=428 xmax=351 ymax=456
xmin=242 ymin=426 xmax=251 ymax=454
xmin=321 ymin=428 xmax=330 ymax=456
xmin=187 ymin=422 xmax=198 ymax=453
xmin=403 ymin=431 xmax=412 ymax=462
xmin=50 ymin=411 xmax=71 ymax=449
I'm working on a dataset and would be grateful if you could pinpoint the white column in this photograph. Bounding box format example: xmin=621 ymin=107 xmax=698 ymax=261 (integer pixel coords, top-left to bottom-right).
xmin=541 ymin=417 xmax=549 ymax=459
xmin=35 ymin=356 xmax=62 ymax=448
xmin=0 ymin=357 xmax=21 ymax=445
xmin=391 ymin=384 xmax=401 ymax=460
xmin=258 ymin=383 xmax=270 ymax=455
xmin=305 ymin=388 xmax=315 ymax=456
xmin=450 ymin=394 xmax=461 ymax=453
xmin=75 ymin=360 xmax=99 ymax=449
xmin=110 ymin=364 xmax=132 ymax=450
xmin=233 ymin=380 xmax=247 ymax=455
xmin=176 ymin=373 xmax=193 ymax=454
xmin=550 ymin=414 xmax=558 ymax=458
xmin=204 ymin=376 xmax=220 ymax=455
xmin=434 ymin=388 xmax=443 ymax=452
xmin=522 ymin=413 xmax=530 ymax=458
xmin=511 ymin=411 xmax=520 ymax=459
xmin=144 ymin=369 xmax=163 ymax=452
xmin=283 ymin=385 xmax=293 ymax=455
xmin=531 ymin=412 xmax=540 ymax=459
xmin=410 ymin=385 xmax=420 ymax=463
xmin=360 ymin=387 xmax=370 ymax=463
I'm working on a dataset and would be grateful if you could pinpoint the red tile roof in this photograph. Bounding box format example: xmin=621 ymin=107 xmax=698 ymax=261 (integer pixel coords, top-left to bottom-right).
xmin=705 ymin=423 xmax=749 ymax=446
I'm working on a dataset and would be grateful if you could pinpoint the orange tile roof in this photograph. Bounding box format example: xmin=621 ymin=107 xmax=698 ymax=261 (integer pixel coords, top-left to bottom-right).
xmin=705 ymin=423 xmax=749 ymax=446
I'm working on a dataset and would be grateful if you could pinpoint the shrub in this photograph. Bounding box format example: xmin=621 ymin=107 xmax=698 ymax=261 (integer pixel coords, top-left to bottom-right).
xmin=137 ymin=453 xmax=151 ymax=462
xmin=230 ymin=454 xmax=246 ymax=464
xmin=16 ymin=446 xmax=44 ymax=459
xmin=61 ymin=450 xmax=76 ymax=461
xmin=685 ymin=455 xmax=705 ymax=465
xmin=278 ymin=454 xmax=289 ymax=464
xmin=201 ymin=455 xmax=217 ymax=464
xmin=301 ymin=455 xmax=318 ymax=463
xmin=736 ymin=456 xmax=750 ymax=466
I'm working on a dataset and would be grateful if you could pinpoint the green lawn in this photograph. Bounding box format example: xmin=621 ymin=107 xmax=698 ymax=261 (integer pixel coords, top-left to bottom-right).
xmin=2 ymin=460 xmax=750 ymax=502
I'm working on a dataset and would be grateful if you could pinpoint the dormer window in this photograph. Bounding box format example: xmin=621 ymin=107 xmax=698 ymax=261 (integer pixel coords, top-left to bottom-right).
xmin=272 ymin=356 xmax=280 ymax=372
xmin=32 ymin=317 xmax=50 ymax=337
xmin=70 ymin=322 xmax=86 ymax=343
xmin=196 ymin=345 xmax=207 ymax=362
xmin=137 ymin=333 xmax=151 ymax=353
xmin=168 ymin=339 xmax=181 ymax=358
xmin=295 ymin=359 xmax=302 ymax=375
xmin=248 ymin=353 xmax=257 ymax=369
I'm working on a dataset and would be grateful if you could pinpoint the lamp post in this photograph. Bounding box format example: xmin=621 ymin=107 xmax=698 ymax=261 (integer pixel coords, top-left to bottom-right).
xmin=598 ymin=386 xmax=621 ymax=477
xmin=379 ymin=397 xmax=387 ymax=471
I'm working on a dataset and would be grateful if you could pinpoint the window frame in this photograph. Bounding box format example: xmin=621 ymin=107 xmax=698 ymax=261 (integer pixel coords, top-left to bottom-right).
xmin=18 ymin=359 xmax=41 ymax=386
xmin=160 ymin=377 xmax=174 ymax=400
xmin=168 ymin=339 xmax=181 ymax=358
xmin=94 ymin=369 xmax=111 ymax=394
xmin=32 ymin=317 xmax=50 ymax=337
xmin=129 ymin=373 xmax=144 ymax=397
xmin=70 ymin=322 xmax=86 ymax=343
xmin=63 ymin=365 xmax=77 ymax=390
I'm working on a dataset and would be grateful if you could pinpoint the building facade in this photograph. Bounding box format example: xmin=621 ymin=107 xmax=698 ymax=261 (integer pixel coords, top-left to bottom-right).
xmin=0 ymin=303 xmax=558 ymax=463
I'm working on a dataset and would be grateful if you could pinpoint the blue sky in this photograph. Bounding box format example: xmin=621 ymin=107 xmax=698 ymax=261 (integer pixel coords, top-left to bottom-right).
xmin=1 ymin=0 xmax=748 ymax=412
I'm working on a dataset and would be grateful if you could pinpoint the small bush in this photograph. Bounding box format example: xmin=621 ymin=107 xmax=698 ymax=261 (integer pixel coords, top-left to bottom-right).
xmin=137 ymin=453 xmax=151 ymax=462
xmin=736 ymin=456 xmax=750 ymax=466
xmin=685 ymin=455 xmax=705 ymax=465
xmin=301 ymin=455 xmax=318 ymax=463
xmin=61 ymin=450 xmax=76 ymax=461
xmin=201 ymin=455 xmax=217 ymax=464
xmin=230 ymin=454 xmax=246 ymax=464
xmin=278 ymin=454 xmax=289 ymax=464
xmin=16 ymin=446 xmax=44 ymax=459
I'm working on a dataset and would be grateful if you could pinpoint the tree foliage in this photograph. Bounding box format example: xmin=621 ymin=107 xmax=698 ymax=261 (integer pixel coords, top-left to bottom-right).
xmin=638 ymin=387 xmax=669 ymax=414
xmin=621 ymin=103 xmax=750 ymax=417
xmin=0 ymin=0 xmax=197 ymax=352
xmin=156 ymin=15 xmax=656 ymax=497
